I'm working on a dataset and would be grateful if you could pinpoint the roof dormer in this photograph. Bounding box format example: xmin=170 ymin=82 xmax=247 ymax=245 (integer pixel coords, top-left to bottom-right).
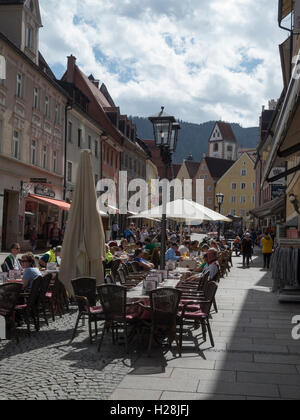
xmin=0 ymin=0 xmax=42 ymax=65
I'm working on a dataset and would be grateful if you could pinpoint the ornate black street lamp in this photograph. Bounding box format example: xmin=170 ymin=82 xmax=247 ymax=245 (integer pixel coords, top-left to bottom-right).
xmin=149 ymin=107 xmax=180 ymax=269
xmin=216 ymin=192 xmax=224 ymax=241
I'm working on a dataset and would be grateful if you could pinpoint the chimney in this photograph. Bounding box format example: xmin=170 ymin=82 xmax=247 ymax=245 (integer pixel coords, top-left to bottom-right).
xmin=67 ymin=55 xmax=77 ymax=83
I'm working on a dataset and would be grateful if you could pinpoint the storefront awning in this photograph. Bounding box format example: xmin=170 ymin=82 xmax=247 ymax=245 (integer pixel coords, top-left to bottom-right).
xmin=249 ymin=196 xmax=285 ymax=219
xmin=262 ymin=49 xmax=300 ymax=186
xmin=28 ymin=194 xmax=71 ymax=211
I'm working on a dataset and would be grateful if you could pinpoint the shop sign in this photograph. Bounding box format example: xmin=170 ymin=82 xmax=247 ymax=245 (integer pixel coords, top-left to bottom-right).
xmin=30 ymin=178 xmax=48 ymax=184
xmin=268 ymin=167 xmax=286 ymax=185
xmin=34 ymin=184 xmax=55 ymax=198
xmin=271 ymin=185 xmax=286 ymax=199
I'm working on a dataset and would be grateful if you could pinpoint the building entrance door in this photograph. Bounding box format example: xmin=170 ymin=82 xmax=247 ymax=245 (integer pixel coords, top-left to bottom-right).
xmin=1 ymin=190 xmax=19 ymax=251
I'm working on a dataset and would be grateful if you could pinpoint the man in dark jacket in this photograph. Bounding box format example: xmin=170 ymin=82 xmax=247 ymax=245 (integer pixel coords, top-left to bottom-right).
xmin=241 ymin=233 xmax=253 ymax=269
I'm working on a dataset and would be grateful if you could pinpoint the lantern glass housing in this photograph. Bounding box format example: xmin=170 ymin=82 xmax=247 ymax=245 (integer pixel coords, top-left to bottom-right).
xmin=216 ymin=193 xmax=225 ymax=205
xmin=170 ymin=122 xmax=181 ymax=153
xmin=148 ymin=107 xmax=176 ymax=148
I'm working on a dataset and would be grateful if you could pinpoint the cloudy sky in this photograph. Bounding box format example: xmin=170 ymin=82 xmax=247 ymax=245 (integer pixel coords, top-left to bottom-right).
xmin=39 ymin=0 xmax=288 ymax=127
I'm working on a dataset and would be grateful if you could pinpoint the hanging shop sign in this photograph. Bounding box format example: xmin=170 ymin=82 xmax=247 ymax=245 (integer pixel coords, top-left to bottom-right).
xmin=271 ymin=185 xmax=286 ymax=199
xmin=268 ymin=168 xmax=286 ymax=186
xmin=34 ymin=184 xmax=55 ymax=198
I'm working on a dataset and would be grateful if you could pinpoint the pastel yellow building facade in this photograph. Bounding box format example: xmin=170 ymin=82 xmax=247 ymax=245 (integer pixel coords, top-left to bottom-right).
xmin=215 ymin=153 xmax=256 ymax=224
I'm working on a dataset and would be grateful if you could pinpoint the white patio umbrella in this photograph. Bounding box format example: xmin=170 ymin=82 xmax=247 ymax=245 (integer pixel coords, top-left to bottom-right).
xmin=129 ymin=199 xmax=231 ymax=223
xmin=60 ymin=150 xmax=106 ymax=297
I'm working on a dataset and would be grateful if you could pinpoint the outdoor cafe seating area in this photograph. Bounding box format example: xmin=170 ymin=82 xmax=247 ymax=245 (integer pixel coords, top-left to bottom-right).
xmin=0 ymin=249 xmax=232 ymax=357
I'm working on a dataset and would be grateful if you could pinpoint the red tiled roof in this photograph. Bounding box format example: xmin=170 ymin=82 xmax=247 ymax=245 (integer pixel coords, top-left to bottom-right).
xmin=172 ymin=164 xmax=181 ymax=178
xmin=216 ymin=121 xmax=237 ymax=143
xmin=80 ymin=70 xmax=111 ymax=108
xmin=184 ymin=160 xmax=201 ymax=179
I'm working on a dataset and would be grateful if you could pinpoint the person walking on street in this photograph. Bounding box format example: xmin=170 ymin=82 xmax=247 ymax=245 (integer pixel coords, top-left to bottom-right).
xmin=49 ymin=222 xmax=62 ymax=248
xmin=241 ymin=233 xmax=253 ymax=268
xmin=112 ymin=221 xmax=119 ymax=241
xmin=261 ymin=231 xmax=273 ymax=269
xmin=123 ymin=226 xmax=136 ymax=243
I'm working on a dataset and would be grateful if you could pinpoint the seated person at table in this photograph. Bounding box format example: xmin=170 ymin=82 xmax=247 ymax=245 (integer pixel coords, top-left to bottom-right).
xmin=210 ymin=240 xmax=220 ymax=252
xmin=165 ymin=243 xmax=181 ymax=262
xmin=178 ymin=241 xmax=190 ymax=257
xmin=120 ymin=239 xmax=129 ymax=252
xmin=184 ymin=248 xmax=219 ymax=282
xmin=134 ymin=249 xmax=154 ymax=271
xmin=21 ymin=253 xmax=40 ymax=291
xmin=2 ymin=243 xmax=22 ymax=273
xmin=104 ymin=245 xmax=114 ymax=275
xmin=151 ymin=247 xmax=161 ymax=269
xmin=39 ymin=246 xmax=61 ymax=268
xmin=220 ymin=239 xmax=230 ymax=251
xmin=201 ymin=244 xmax=209 ymax=255
xmin=135 ymin=241 xmax=143 ymax=249
xmin=193 ymin=253 xmax=209 ymax=273
xmin=144 ymin=237 xmax=157 ymax=256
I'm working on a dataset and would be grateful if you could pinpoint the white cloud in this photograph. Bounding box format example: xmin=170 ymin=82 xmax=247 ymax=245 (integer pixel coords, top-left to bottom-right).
xmin=39 ymin=0 xmax=287 ymax=127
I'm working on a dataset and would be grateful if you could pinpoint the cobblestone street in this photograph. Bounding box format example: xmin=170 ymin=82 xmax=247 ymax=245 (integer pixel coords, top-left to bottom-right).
xmin=0 ymin=307 xmax=139 ymax=400
xmin=1 ymin=252 xmax=300 ymax=400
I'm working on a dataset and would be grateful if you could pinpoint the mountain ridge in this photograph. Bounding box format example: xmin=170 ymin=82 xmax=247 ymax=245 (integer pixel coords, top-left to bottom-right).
xmin=131 ymin=116 xmax=259 ymax=164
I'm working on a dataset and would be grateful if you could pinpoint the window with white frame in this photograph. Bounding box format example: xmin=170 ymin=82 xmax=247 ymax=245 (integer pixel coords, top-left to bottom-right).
xmin=0 ymin=120 xmax=3 ymax=150
xmin=240 ymin=196 xmax=246 ymax=204
xmin=26 ymin=26 xmax=33 ymax=50
xmin=31 ymin=140 xmax=36 ymax=165
xmin=252 ymin=182 xmax=256 ymax=190
xmin=241 ymin=169 xmax=247 ymax=176
xmin=68 ymin=121 xmax=73 ymax=143
xmin=53 ymin=151 xmax=57 ymax=172
xmin=207 ymin=185 xmax=212 ymax=192
xmin=33 ymin=87 xmax=39 ymax=110
xmin=55 ymin=104 xmax=60 ymax=124
xmin=231 ymin=183 xmax=237 ymax=190
xmin=67 ymin=161 xmax=72 ymax=183
xmin=95 ymin=140 xmax=98 ymax=158
xmin=78 ymin=129 xmax=82 ymax=148
xmin=42 ymin=145 xmax=47 ymax=169
xmin=45 ymin=96 xmax=50 ymax=118
xmin=13 ymin=130 xmax=20 ymax=159
xmin=241 ymin=183 xmax=246 ymax=190
xmin=16 ymin=74 xmax=23 ymax=98
xmin=230 ymin=209 xmax=236 ymax=216
xmin=231 ymin=196 xmax=236 ymax=203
